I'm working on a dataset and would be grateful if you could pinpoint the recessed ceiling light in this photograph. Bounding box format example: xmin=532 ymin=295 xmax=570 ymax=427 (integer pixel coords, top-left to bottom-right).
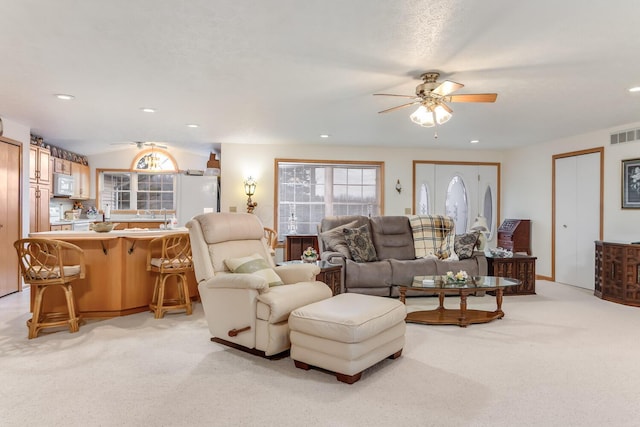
xmin=629 ymin=86 xmax=640 ymax=93
xmin=320 ymin=134 xmax=330 ymax=138
xmin=140 ymin=107 xmax=156 ymax=113
xmin=470 ymin=139 xmax=480 ymax=144
xmin=55 ymin=94 xmax=75 ymax=100
xmin=186 ymin=124 xmax=199 ymax=128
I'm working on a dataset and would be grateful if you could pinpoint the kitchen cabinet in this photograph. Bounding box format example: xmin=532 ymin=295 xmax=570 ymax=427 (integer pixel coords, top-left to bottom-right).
xmin=0 ymin=137 xmax=21 ymax=297
xmin=53 ymin=157 xmax=72 ymax=175
xmin=29 ymin=145 xmax=51 ymax=232
xmin=71 ymin=162 xmax=90 ymax=199
xmin=29 ymin=145 xmax=51 ymax=185
xmin=50 ymin=224 xmax=73 ymax=231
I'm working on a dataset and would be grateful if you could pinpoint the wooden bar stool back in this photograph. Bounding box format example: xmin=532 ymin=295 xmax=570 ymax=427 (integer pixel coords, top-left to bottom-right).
xmin=14 ymin=238 xmax=85 ymax=339
xmin=263 ymin=227 xmax=278 ymax=257
xmin=147 ymin=233 xmax=193 ymax=319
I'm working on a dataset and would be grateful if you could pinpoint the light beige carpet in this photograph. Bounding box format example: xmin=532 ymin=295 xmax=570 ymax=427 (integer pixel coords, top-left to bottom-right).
xmin=1 ymin=281 xmax=638 ymax=427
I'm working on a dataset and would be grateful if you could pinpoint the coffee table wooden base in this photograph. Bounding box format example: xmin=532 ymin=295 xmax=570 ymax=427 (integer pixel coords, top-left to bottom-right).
xmin=406 ymin=307 xmax=504 ymax=327
xmin=400 ymin=285 xmax=506 ymax=328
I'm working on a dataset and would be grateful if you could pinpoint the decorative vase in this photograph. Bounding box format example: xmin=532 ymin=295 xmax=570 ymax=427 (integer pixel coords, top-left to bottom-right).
xmin=301 ymin=255 xmax=318 ymax=263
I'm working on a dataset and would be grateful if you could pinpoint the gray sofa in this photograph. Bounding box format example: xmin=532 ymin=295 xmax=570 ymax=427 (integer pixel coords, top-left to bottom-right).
xmin=318 ymin=215 xmax=488 ymax=297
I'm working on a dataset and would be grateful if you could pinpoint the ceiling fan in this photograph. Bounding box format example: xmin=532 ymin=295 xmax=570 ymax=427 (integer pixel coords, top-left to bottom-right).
xmin=110 ymin=141 xmax=168 ymax=149
xmin=374 ymin=72 xmax=498 ymax=128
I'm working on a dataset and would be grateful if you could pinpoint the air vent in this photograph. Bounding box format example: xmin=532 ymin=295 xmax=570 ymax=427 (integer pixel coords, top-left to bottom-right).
xmin=610 ymin=128 xmax=640 ymax=145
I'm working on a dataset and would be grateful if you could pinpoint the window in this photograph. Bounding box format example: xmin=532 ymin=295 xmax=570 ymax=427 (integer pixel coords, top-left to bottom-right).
xmin=98 ymin=147 xmax=178 ymax=213
xmin=445 ymin=175 xmax=469 ymax=235
xmin=100 ymin=171 xmax=175 ymax=211
xmin=276 ymin=160 xmax=383 ymax=238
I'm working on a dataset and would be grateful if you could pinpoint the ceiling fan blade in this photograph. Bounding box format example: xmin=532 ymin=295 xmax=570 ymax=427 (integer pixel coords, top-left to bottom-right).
xmin=431 ymin=80 xmax=464 ymax=97
xmin=378 ymin=101 xmax=421 ymax=114
xmin=447 ymin=93 xmax=498 ymax=103
xmin=373 ymin=93 xmax=420 ymax=99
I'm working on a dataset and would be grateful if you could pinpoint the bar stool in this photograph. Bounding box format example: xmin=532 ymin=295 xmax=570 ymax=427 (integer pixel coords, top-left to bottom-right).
xmin=147 ymin=233 xmax=193 ymax=319
xmin=263 ymin=227 xmax=278 ymax=257
xmin=14 ymin=238 xmax=85 ymax=339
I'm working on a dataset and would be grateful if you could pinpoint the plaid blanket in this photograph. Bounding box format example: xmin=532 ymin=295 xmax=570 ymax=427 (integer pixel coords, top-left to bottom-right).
xmin=408 ymin=215 xmax=456 ymax=259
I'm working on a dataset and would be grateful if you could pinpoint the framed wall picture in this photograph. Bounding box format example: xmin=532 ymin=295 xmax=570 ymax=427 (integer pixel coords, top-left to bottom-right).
xmin=622 ymin=158 xmax=640 ymax=208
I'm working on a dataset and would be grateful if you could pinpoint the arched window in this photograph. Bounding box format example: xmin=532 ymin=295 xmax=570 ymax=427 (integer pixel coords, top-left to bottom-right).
xmin=483 ymin=185 xmax=494 ymax=236
xmin=445 ymin=175 xmax=468 ymax=234
xmin=418 ymin=183 xmax=430 ymax=215
xmin=131 ymin=148 xmax=177 ymax=172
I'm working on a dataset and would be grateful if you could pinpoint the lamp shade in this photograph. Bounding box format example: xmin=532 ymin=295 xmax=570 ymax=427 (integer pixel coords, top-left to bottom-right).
xmin=470 ymin=215 xmax=489 ymax=250
xmin=409 ymin=104 xmax=452 ymax=128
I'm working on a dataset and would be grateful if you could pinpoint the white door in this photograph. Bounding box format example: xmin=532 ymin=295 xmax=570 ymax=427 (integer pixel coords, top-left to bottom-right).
xmin=555 ymin=152 xmax=600 ymax=289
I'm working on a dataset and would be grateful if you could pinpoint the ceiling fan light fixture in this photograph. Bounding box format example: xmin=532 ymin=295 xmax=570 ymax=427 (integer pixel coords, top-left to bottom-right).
xmin=410 ymin=104 xmax=452 ymax=128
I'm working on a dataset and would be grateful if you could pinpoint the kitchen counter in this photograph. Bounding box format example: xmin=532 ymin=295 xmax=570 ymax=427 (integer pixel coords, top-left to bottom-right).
xmin=34 ymin=227 xmax=188 ymax=239
xmin=28 ymin=228 xmax=196 ymax=318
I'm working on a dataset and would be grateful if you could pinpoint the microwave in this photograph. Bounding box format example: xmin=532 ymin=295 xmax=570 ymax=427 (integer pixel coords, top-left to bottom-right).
xmin=53 ymin=173 xmax=74 ymax=197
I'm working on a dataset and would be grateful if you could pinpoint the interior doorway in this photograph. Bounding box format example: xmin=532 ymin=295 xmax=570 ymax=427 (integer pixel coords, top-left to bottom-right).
xmin=553 ymin=148 xmax=603 ymax=289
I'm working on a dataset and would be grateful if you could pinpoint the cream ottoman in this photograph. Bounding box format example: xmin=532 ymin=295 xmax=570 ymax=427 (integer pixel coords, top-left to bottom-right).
xmin=289 ymin=293 xmax=406 ymax=384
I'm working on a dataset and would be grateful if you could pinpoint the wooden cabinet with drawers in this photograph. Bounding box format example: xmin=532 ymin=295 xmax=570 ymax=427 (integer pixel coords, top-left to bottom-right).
xmin=487 ymin=254 xmax=537 ymax=295
xmin=595 ymin=241 xmax=640 ymax=307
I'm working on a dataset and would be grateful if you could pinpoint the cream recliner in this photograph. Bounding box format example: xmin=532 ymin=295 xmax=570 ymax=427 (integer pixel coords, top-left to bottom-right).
xmin=187 ymin=212 xmax=332 ymax=357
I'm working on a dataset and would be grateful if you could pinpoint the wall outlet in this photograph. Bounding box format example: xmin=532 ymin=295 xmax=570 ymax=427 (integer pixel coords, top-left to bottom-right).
xmin=229 ymin=206 xmax=237 ymax=213
xmin=404 ymin=207 xmax=412 ymax=214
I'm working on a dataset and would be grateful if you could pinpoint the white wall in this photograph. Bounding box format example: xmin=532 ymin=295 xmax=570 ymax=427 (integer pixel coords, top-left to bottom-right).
xmin=1 ymin=116 xmax=32 ymax=237
xmin=220 ymin=143 xmax=504 ymax=228
xmin=502 ymin=120 xmax=640 ymax=278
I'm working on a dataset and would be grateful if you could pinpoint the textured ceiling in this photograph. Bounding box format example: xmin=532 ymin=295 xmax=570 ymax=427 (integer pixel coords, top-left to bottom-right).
xmin=1 ymin=0 xmax=639 ymax=156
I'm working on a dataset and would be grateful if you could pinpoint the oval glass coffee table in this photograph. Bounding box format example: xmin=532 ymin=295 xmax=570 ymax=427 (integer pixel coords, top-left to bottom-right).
xmin=399 ymin=276 xmax=520 ymax=327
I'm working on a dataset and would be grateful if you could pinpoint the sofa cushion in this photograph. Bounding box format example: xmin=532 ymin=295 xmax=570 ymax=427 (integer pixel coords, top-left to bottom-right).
xmin=344 ymin=259 xmax=391 ymax=289
xmin=455 ymin=232 xmax=480 ymax=259
xmin=319 ymin=219 xmax=359 ymax=259
xmin=369 ymin=216 xmax=415 ymax=260
xmin=224 ymin=253 xmax=284 ymax=287
xmin=389 ymin=258 xmax=439 ymax=286
xmin=344 ymin=224 xmax=378 ymax=262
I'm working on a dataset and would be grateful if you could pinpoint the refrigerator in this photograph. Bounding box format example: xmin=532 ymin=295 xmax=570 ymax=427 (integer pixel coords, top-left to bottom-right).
xmin=176 ymin=174 xmax=220 ymax=227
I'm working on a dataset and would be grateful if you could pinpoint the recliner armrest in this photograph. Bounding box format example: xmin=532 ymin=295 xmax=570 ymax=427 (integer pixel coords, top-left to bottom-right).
xmin=199 ymin=273 xmax=269 ymax=291
xmin=320 ymin=251 xmax=347 ymax=265
xmin=274 ymin=263 xmax=320 ymax=284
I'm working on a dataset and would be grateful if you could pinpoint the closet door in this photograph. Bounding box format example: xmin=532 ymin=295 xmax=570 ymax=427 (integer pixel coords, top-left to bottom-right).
xmin=555 ymin=152 xmax=601 ymax=289
xmin=0 ymin=139 xmax=21 ymax=297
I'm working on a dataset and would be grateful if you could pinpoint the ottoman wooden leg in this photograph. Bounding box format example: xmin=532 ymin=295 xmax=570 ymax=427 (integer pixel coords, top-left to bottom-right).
xmin=294 ymin=360 xmax=311 ymax=370
xmin=336 ymin=372 xmax=362 ymax=384
xmin=389 ymin=349 xmax=403 ymax=359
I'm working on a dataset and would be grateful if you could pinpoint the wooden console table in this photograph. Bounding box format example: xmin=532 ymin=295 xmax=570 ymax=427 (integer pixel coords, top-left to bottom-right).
xmin=486 ymin=254 xmax=537 ymax=295
xmin=595 ymin=241 xmax=640 ymax=307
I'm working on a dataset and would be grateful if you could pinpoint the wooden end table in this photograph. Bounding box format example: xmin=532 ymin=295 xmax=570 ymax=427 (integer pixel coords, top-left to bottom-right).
xmin=277 ymin=260 xmax=342 ymax=295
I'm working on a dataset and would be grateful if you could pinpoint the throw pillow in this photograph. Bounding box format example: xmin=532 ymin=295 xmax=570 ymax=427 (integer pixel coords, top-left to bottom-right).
xmin=343 ymin=224 xmax=378 ymax=263
xmin=224 ymin=253 xmax=284 ymax=287
xmin=320 ymin=220 xmax=359 ymax=259
xmin=454 ymin=232 xmax=480 ymax=260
